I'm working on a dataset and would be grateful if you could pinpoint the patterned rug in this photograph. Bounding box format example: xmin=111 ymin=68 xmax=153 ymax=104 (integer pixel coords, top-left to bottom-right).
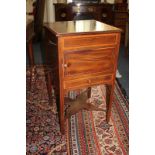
xmin=26 ymin=66 xmax=129 ymax=155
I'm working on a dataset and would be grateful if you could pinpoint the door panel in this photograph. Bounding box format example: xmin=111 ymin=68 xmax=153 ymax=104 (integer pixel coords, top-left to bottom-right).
xmin=64 ymin=47 xmax=116 ymax=77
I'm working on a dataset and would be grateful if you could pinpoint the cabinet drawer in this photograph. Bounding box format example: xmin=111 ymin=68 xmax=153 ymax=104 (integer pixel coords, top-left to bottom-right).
xmin=114 ymin=19 xmax=127 ymax=26
xmin=72 ymin=6 xmax=95 ymax=13
xmin=63 ymin=47 xmax=116 ymax=77
xmin=64 ymin=74 xmax=113 ymax=90
xmin=63 ymin=34 xmax=118 ymax=49
xmin=114 ymin=12 xmax=128 ymax=19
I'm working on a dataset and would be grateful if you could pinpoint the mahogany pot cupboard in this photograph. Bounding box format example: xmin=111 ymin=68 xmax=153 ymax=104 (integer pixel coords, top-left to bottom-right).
xmin=44 ymin=20 xmax=121 ymax=134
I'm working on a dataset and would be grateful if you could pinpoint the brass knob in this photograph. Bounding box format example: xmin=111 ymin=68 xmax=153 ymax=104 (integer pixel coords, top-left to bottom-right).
xmin=102 ymin=13 xmax=107 ymax=18
xmin=61 ymin=13 xmax=66 ymax=18
xmin=63 ymin=64 xmax=68 ymax=68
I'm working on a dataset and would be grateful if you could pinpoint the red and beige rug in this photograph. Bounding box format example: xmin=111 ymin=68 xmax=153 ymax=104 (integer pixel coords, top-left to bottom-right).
xmin=26 ymin=66 xmax=129 ymax=155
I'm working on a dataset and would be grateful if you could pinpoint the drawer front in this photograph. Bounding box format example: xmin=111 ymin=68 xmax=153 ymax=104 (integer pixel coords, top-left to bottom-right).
xmin=63 ymin=47 xmax=116 ymax=77
xmin=63 ymin=34 xmax=117 ymax=49
xmin=114 ymin=19 xmax=127 ymax=27
xmin=114 ymin=12 xmax=128 ymax=19
xmin=64 ymin=74 xmax=113 ymax=90
xmin=72 ymin=6 xmax=95 ymax=13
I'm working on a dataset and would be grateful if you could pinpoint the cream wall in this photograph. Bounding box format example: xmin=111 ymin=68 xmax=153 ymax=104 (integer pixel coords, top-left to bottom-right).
xmin=26 ymin=0 xmax=33 ymax=13
xmin=26 ymin=0 xmax=55 ymax=22
xmin=44 ymin=0 xmax=55 ymax=22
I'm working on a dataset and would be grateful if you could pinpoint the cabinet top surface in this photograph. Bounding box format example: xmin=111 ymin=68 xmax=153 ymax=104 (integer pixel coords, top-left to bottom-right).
xmin=44 ymin=20 xmax=121 ymax=36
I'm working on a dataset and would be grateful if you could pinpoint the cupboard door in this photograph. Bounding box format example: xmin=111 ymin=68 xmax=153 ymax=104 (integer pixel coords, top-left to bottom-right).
xmin=63 ymin=47 xmax=117 ymax=77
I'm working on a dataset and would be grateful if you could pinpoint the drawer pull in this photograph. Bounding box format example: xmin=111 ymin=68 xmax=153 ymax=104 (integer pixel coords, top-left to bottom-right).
xmin=49 ymin=40 xmax=57 ymax=46
xmin=63 ymin=63 xmax=71 ymax=68
xmin=61 ymin=13 xmax=66 ymax=18
xmin=63 ymin=64 xmax=68 ymax=68
xmin=102 ymin=13 xmax=107 ymax=18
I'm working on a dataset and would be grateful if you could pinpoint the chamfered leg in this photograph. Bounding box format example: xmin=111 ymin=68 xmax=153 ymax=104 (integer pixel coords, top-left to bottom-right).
xmin=106 ymin=84 xmax=115 ymax=122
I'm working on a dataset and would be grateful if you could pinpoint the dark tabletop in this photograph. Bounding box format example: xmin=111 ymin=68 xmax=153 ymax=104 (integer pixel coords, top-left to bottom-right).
xmin=44 ymin=20 xmax=121 ymax=36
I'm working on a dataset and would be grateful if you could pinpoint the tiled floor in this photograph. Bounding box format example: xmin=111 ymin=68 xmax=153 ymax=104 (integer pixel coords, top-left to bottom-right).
xmin=26 ymin=42 xmax=129 ymax=97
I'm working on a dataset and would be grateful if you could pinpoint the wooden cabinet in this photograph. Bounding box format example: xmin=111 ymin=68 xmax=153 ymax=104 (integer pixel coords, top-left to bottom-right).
xmin=44 ymin=20 xmax=121 ymax=133
xmin=54 ymin=3 xmax=114 ymax=24
xmin=113 ymin=3 xmax=128 ymax=42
